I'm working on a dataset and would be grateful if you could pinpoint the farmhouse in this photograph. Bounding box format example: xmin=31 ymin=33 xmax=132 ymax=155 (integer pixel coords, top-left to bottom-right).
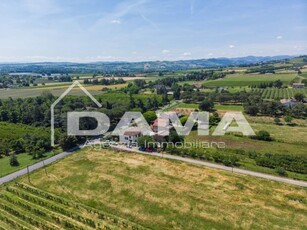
xmin=292 ymin=83 xmax=305 ymax=88
xmin=280 ymin=99 xmax=296 ymax=107
xmin=119 ymin=127 xmax=142 ymax=145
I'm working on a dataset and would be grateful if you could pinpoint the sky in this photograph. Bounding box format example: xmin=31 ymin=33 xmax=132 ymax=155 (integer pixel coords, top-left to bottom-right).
xmin=0 ymin=0 xmax=306 ymax=62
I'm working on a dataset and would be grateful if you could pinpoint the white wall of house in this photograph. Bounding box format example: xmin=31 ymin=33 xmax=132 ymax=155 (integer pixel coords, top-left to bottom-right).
xmin=119 ymin=134 xmax=141 ymax=145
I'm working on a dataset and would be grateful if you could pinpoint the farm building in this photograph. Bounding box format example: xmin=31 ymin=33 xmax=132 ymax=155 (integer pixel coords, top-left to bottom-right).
xmin=119 ymin=127 xmax=143 ymax=145
xmin=292 ymin=83 xmax=305 ymax=88
xmin=280 ymin=99 xmax=296 ymax=107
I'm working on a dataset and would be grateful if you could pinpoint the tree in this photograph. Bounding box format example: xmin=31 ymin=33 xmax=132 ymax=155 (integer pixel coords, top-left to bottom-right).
xmin=173 ymin=88 xmax=181 ymax=100
xmin=12 ymin=138 xmax=26 ymax=154
xmin=129 ymin=95 xmax=135 ymax=109
xmin=168 ymin=130 xmax=184 ymax=144
xmin=209 ymin=112 xmax=221 ymax=125
xmin=137 ymin=136 xmax=156 ymax=149
xmin=59 ymin=136 xmax=78 ymax=150
xmin=244 ymin=105 xmax=259 ymax=116
xmin=294 ymin=93 xmax=304 ymax=102
xmin=199 ymin=99 xmax=214 ymax=111
xmin=273 ymin=79 xmax=283 ymax=88
xmin=291 ymin=103 xmax=306 ymax=118
xmin=162 ymin=92 xmax=169 ymax=104
xmin=284 ymin=115 xmax=293 ymax=124
xmin=143 ymin=111 xmax=157 ymax=124
xmin=274 ymin=117 xmax=281 ymax=125
xmin=252 ymin=130 xmax=272 ymax=141
xmin=10 ymin=154 xmax=19 ymax=166
xmin=275 ymin=167 xmax=287 ymax=177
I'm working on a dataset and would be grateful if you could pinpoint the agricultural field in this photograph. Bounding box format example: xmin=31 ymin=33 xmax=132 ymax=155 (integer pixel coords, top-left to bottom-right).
xmin=0 ymin=183 xmax=144 ymax=229
xmin=0 ymin=83 xmax=128 ymax=99
xmin=215 ymin=104 xmax=243 ymax=111
xmin=0 ymin=122 xmax=50 ymax=141
xmin=251 ymin=88 xmax=307 ymax=100
xmin=202 ymin=73 xmax=296 ymax=87
xmin=2 ymin=148 xmax=305 ymax=229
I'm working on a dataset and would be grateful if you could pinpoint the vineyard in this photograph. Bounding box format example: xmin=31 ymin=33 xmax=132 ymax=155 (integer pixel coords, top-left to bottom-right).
xmin=251 ymin=88 xmax=307 ymax=100
xmin=0 ymin=183 xmax=147 ymax=230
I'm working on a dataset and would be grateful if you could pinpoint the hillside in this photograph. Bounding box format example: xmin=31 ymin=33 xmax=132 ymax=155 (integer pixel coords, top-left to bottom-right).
xmin=0 ymin=55 xmax=300 ymax=73
xmin=2 ymin=148 xmax=306 ymax=229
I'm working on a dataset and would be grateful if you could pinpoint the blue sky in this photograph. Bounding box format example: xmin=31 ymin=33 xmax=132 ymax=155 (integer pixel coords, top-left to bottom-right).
xmin=0 ymin=0 xmax=306 ymax=62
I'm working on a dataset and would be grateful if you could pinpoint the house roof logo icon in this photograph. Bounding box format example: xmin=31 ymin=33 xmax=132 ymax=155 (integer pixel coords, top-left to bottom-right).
xmin=50 ymin=81 xmax=102 ymax=146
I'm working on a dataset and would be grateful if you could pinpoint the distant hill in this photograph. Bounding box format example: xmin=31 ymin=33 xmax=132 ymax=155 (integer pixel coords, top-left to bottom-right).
xmin=0 ymin=55 xmax=305 ymax=74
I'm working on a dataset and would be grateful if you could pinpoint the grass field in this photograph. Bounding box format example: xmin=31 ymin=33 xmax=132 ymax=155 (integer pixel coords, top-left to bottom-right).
xmin=4 ymin=148 xmax=306 ymax=229
xmin=0 ymin=150 xmax=58 ymax=177
xmin=202 ymin=73 xmax=296 ymax=87
xmin=215 ymin=104 xmax=243 ymax=111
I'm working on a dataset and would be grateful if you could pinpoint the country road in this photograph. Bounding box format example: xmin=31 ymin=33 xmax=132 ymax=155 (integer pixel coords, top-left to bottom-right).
xmin=111 ymin=145 xmax=307 ymax=187
xmin=1 ymin=144 xmax=307 ymax=187
xmin=0 ymin=146 xmax=80 ymax=185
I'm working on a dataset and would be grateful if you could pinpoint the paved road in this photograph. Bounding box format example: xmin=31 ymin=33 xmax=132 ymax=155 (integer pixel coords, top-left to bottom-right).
xmin=0 ymin=146 xmax=80 ymax=185
xmin=111 ymin=145 xmax=307 ymax=187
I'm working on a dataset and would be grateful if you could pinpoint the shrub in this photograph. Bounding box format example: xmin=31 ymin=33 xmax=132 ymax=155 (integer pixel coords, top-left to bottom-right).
xmin=252 ymin=130 xmax=273 ymax=141
xmin=10 ymin=154 xmax=19 ymax=166
xmin=275 ymin=167 xmax=287 ymax=177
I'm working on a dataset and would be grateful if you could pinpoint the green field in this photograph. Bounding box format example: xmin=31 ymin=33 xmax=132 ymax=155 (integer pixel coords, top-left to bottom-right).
xmin=0 ymin=122 xmax=50 ymax=141
xmin=0 ymin=151 xmax=58 ymax=177
xmin=252 ymin=88 xmax=307 ymax=99
xmin=215 ymin=104 xmax=243 ymax=111
xmin=2 ymin=148 xmax=305 ymax=229
xmin=202 ymin=73 xmax=296 ymax=87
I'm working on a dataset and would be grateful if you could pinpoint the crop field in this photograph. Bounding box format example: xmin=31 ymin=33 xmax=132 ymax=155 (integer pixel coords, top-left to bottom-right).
xmin=5 ymin=148 xmax=306 ymax=229
xmin=202 ymin=73 xmax=296 ymax=87
xmin=251 ymin=88 xmax=307 ymax=99
xmin=0 ymin=83 xmax=128 ymax=99
xmin=0 ymin=183 xmax=144 ymax=230
xmin=0 ymin=122 xmax=50 ymax=141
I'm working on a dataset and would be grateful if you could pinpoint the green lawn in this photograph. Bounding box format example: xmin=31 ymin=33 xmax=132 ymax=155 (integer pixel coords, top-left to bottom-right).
xmin=0 ymin=150 xmax=59 ymax=177
xmin=215 ymin=104 xmax=243 ymax=111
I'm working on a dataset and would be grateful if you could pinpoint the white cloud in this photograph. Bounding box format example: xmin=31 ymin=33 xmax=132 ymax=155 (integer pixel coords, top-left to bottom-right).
xmin=276 ymin=35 xmax=283 ymax=40
xmin=208 ymin=53 xmax=213 ymax=56
xmin=162 ymin=49 xmax=170 ymax=54
xmin=229 ymin=45 xmax=235 ymax=49
xmin=131 ymin=51 xmax=137 ymax=55
xmin=183 ymin=52 xmax=191 ymax=56
xmin=111 ymin=19 xmax=121 ymax=24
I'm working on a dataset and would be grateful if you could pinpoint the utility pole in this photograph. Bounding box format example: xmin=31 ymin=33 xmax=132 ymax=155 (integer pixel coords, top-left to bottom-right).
xmin=43 ymin=160 xmax=48 ymax=176
xmin=27 ymin=166 xmax=31 ymax=183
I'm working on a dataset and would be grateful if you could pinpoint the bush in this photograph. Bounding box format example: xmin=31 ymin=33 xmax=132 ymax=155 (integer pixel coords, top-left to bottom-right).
xmin=10 ymin=154 xmax=19 ymax=166
xmin=275 ymin=167 xmax=287 ymax=177
xmin=274 ymin=117 xmax=281 ymax=125
xmin=252 ymin=130 xmax=273 ymax=141
xmin=255 ymin=153 xmax=306 ymax=174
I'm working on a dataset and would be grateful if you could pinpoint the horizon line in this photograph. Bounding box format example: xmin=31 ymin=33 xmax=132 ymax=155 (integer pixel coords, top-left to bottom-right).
xmin=0 ymin=54 xmax=305 ymax=65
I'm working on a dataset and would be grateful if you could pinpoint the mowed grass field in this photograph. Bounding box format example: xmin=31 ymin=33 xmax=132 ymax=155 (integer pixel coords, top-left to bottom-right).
xmin=202 ymin=73 xmax=296 ymax=87
xmin=9 ymin=148 xmax=307 ymax=229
